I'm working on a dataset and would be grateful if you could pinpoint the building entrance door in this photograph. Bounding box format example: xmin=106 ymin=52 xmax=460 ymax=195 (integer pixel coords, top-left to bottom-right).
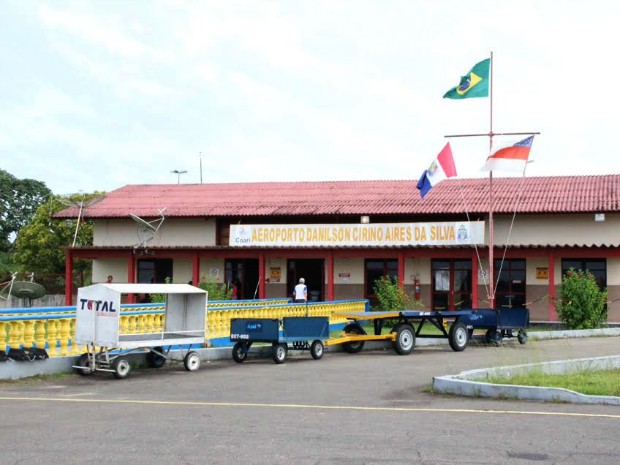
xmin=137 ymin=259 xmax=173 ymax=284
xmin=225 ymin=259 xmax=259 ymax=300
xmin=287 ymin=259 xmax=324 ymax=301
xmin=431 ymin=259 xmax=472 ymax=310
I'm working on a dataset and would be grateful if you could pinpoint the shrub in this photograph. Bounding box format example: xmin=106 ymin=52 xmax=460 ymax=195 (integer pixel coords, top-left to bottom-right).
xmin=150 ymin=277 xmax=171 ymax=303
xmin=149 ymin=277 xmax=233 ymax=303
xmin=373 ymin=275 xmax=411 ymax=311
xmin=555 ymin=268 xmax=607 ymax=329
xmin=198 ymin=277 xmax=233 ymax=301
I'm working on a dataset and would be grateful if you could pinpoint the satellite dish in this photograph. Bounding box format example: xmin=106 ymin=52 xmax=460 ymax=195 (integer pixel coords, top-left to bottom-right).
xmin=10 ymin=281 xmax=46 ymax=300
xmin=129 ymin=208 xmax=166 ymax=248
xmin=129 ymin=213 xmax=158 ymax=232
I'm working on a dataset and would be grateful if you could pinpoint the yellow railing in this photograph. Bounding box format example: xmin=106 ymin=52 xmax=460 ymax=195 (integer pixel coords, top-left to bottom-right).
xmin=0 ymin=300 xmax=367 ymax=357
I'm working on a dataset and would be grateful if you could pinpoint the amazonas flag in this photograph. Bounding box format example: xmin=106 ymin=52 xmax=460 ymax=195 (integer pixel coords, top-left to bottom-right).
xmin=417 ymin=143 xmax=457 ymax=198
xmin=443 ymin=58 xmax=490 ymax=99
xmin=482 ymin=136 xmax=535 ymax=172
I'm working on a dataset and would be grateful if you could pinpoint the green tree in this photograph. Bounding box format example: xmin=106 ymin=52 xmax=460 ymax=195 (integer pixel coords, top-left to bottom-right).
xmin=555 ymin=268 xmax=607 ymax=329
xmin=0 ymin=169 xmax=51 ymax=251
xmin=12 ymin=193 xmax=99 ymax=275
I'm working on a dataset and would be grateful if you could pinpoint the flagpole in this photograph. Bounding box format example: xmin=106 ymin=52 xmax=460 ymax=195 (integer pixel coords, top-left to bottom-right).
xmin=488 ymin=51 xmax=495 ymax=309
xmin=442 ymin=53 xmax=539 ymax=311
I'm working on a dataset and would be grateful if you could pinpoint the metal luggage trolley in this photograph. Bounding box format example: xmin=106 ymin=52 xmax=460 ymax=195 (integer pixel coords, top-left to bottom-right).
xmin=73 ymin=283 xmax=208 ymax=379
xmin=327 ymin=307 xmax=529 ymax=355
xmin=327 ymin=310 xmax=477 ymax=355
xmin=230 ymin=316 xmax=330 ymax=364
xmin=465 ymin=307 xmax=530 ymax=345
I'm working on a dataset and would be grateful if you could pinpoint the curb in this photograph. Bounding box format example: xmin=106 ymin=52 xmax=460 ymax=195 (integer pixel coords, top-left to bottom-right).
xmin=433 ymin=355 xmax=620 ymax=405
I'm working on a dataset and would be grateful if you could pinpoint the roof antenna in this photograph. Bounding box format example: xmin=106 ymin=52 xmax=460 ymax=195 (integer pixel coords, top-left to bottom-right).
xmin=199 ymin=152 xmax=203 ymax=184
xmin=58 ymin=192 xmax=104 ymax=247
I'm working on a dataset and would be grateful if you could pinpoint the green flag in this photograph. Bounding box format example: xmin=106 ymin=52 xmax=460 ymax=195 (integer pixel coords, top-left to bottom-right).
xmin=443 ymin=58 xmax=490 ymax=99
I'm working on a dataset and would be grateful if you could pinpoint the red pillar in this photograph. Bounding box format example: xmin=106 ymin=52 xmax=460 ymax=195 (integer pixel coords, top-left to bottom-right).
xmin=326 ymin=251 xmax=334 ymax=301
xmin=471 ymin=252 xmax=479 ymax=308
xmin=127 ymin=253 xmax=136 ymax=303
xmin=192 ymin=252 xmax=200 ymax=286
xmin=398 ymin=252 xmax=405 ymax=287
xmin=65 ymin=250 xmax=74 ymax=305
xmin=258 ymin=253 xmax=265 ymax=299
xmin=548 ymin=252 xmax=557 ymax=321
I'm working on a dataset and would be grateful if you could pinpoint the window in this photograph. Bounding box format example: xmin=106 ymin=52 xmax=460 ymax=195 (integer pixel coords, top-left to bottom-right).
xmin=431 ymin=259 xmax=472 ymax=310
xmin=494 ymin=259 xmax=526 ymax=309
xmin=561 ymin=259 xmax=607 ymax=289
xmin=365 ymin=259 xmax=398 ymax=297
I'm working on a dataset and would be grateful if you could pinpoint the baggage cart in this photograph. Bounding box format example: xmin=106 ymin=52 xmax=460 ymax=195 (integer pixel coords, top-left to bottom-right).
xmin=72 ymin=283 xmax=208 ymax=379
xmin=463 ymin=307 xmax=530 ymax=345
xmin=327 ymin=307 xmax=529 ymax=355
xmin=230 ymin=316 xmax=329 ymax=364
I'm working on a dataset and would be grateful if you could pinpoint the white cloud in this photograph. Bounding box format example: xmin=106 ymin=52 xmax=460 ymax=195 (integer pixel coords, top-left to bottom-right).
xmin=1 ymin=0 xmax=619 ymax=195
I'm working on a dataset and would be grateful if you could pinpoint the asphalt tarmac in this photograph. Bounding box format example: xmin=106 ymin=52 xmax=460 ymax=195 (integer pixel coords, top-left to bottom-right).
xmin=0 ymin=336 xmax=619 ymax=465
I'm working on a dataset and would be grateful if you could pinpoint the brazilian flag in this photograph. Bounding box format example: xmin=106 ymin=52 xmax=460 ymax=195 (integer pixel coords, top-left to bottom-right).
xmin=443 ymin=58 xmax=490 ymax=99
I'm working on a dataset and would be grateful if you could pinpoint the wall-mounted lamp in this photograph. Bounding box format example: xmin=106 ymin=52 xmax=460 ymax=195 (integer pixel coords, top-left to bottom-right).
xmin=360 ymin=215 xmax=370 ymax=224
xmin=594 ymin=213 xmax=605 ymax=222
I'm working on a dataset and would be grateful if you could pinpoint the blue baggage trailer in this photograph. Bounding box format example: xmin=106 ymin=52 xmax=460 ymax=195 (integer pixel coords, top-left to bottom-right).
xmin=327 ymin=307 xmax=529 ymax=355
xmin=230 ymin=316 xmax=330 ymax=364
xmin=462 ymin=307 xmax=530 ymax=344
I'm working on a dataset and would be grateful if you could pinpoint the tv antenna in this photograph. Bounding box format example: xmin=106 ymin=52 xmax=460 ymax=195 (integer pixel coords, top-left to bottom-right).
xmin=58 ymin=192 xmax=105 ymax=247
xmin=129 ymin=207 xmax=167 ymax=248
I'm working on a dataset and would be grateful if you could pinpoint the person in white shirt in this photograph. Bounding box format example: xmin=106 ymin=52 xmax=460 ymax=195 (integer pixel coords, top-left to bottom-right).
xmin=294 ymin=278 xmax=307 ymax=303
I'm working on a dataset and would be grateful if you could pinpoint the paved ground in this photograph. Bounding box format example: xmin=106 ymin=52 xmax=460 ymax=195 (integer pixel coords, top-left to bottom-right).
xmin=0 ymin=337 xmax=619 ymax=464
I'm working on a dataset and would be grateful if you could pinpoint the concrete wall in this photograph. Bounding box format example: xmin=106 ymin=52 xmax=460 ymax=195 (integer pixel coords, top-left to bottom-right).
xmin=492 ymin=213 xmax=620 ymax=247
xmin=200 ymin=258 xmax=225 ymax=283
xmin=93 ymin=258 xmax=128 ymax=283
xmin=93 ymin=218 xmax=216 ymax=247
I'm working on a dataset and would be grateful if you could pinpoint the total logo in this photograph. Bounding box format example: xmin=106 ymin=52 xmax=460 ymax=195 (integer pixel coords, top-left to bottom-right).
xmin=79 ymin=298 xmax=117 ymax=313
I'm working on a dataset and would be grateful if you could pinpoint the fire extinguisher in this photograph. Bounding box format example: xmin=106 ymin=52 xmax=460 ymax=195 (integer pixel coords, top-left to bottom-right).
xmin=414 ymin=274 xmax=421 ymax=301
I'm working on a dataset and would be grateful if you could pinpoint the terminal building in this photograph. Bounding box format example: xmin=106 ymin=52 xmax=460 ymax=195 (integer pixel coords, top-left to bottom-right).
xmin=56 ymin=174 xmax=620 ymax=322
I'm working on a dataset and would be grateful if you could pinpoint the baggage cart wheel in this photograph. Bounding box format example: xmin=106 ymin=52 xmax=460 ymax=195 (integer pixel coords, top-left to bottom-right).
xmin=342 ymin=323 xmax=365 ymax=354
xmin=147 ymin=347 xmax=166 ymax=368
xmin=183 ymin=351 xmax=201 ymax=371
xmin=310 ymin=340 xmax=324 ymax=360
xmin=485 ymin=328 xmax=503 ymax=345
xmin=272 ymin=343 xmax=287 ymax=364
xmin=232 ymin=342 xmax=248 ymax=363
xmin=392 ymin=324 xmax=415 ymax=355
xmin=517 ymin=330 xmax=528 ymax=345
xmin=75 ymin=353 xmax=94 ymax=376
xmin=112 ymin=357 xmax=131 ymax=379
xmin=448 ymin=322 xmax=469 ymax=352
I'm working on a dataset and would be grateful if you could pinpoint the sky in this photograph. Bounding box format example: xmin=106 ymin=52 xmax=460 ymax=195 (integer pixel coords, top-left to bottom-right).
xmin=1 ymin=0 xmax=619 ymax=195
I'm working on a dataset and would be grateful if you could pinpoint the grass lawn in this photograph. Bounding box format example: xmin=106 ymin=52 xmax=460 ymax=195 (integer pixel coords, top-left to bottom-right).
xmin=486 ymin=368 xmax=620 ymax=396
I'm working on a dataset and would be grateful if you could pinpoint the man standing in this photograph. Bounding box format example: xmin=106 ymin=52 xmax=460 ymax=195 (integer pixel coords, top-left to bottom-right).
xmin=293 ymin=278 xmax=307 ymax=303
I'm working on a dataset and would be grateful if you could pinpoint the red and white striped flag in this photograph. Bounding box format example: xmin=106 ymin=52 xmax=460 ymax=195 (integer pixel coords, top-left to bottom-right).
xmin=482 ymin=136 xmax=534 ymax=172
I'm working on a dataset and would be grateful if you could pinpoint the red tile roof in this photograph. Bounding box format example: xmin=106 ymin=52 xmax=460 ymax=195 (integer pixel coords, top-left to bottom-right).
xmin=55 ymin=174 xmax=620 ymax=219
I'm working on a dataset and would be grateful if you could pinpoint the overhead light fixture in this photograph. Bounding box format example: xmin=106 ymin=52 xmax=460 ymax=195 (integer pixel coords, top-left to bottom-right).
xmin=594 ymin=213 xmax=605 ymax=222
xmin=171 ymin=169 xmax=188 ymax=184
xmin=360 ymin=216 xmax=370 ymax=224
